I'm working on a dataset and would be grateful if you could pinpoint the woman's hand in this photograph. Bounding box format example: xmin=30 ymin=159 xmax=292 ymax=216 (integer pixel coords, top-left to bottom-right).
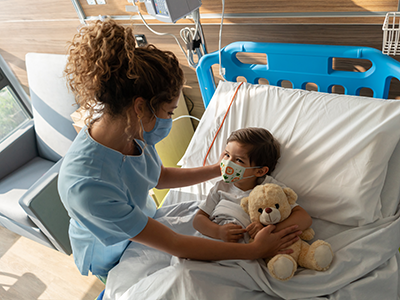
xmin=133 ymin=217 xmax=301 ymax=261
xmin=218 ymin=223 xmax=247 ymax=243
xmin=209 ymin=151 xmax=225 ymax=178
xmin=246 ymin=221 xmax=264 ymax=239
xmin=251 ymin=224 xmax=301 ymax=258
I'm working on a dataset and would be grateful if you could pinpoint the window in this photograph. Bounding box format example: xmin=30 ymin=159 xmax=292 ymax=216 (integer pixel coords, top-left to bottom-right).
xmin=0 ymin=85 xmax=30 ymax=141
xmin=0 ymin=56 xmax=32 ymax=143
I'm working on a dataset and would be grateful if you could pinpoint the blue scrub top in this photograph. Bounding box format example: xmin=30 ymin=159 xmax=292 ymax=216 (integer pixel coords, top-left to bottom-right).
xmin=58 ymin=126 xmax=160 ymax=276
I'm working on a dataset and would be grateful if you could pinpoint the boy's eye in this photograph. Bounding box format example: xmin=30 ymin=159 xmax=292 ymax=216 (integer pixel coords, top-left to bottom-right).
xmin=168 ymin=112 xmax=174 ymax=116
xmin=236 ymin=159 xmax=244 ymax=163
xmin=224 ymin=153 xmax=230 ymax=158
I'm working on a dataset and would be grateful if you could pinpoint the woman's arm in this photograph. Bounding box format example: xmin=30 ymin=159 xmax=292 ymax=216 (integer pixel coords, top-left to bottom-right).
xmin=273 ymin=206 xmax=312 ymax=233
xmin=156 ymin=163 xmax=221 ymax=190
xmin=193 ymin=210 xmax=246 ymax=243
xmin=131 ymin=217 xmax=302 ymax=261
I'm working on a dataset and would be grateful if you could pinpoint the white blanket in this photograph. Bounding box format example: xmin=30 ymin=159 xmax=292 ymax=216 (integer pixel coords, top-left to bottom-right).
xmin=104 ymin=199 xmax=400 ymax=300
xmin=210 ymin=199 xmax=251 ymax=243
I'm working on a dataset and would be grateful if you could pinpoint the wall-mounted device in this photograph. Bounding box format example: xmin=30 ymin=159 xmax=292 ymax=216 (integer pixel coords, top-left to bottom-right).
xmin=134 ymin=34 xmax=148 ymax=47
xmin=143 ymin=0 xmax=202 ymax=23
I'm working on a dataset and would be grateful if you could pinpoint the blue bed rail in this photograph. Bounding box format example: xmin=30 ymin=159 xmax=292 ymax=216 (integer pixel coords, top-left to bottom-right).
xmin=196 ymin=42 xmax=400 ymax=108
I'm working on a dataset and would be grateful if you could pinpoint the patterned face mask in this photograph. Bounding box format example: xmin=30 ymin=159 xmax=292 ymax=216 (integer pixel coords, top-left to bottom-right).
xmin=220 ymin=159 xmax=261 ymax=183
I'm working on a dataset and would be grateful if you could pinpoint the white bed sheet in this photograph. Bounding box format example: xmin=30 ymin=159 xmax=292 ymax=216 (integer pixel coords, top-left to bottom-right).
xmin=104 ymin=82 xmax=400 ymax=299
xmin=104 ymin=198 xmax=400 ymax=300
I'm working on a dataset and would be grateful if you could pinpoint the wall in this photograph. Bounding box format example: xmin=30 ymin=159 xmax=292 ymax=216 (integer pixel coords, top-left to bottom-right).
xmin=0 ymin=0 xmax=81 ymax=95
xmin=0 ymin=0 xmax=399 ymax=120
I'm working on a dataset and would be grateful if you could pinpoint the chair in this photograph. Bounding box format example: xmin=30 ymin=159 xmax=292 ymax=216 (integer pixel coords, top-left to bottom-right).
xmin=0 ymin=53 xmax=77 ymax=254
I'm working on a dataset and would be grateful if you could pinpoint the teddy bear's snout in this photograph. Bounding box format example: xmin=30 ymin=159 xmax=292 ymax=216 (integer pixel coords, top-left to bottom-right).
xmin=260 ymin=207 xmax=282 ymax=225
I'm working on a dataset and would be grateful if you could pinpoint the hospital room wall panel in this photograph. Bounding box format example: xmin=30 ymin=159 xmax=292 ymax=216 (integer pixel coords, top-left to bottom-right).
xmin=82 ymin=0 xmax=396 ymax=15
xmin=82 ymin=0 xmax=396 ymax=25
xmin=0 ymin=0 xmax=80 ymax=95
xmin=195 ymin=18 xmax=385 ymax=25
xmin=0 ymin=0 xmax=77 ymax=21
xmin=198 ymin=0 xmax=396 ymax=14
xmin=0 ymin=20 xmax=80 ymax=95
xmin=1 ymin=0 xmax=399 ymax=116
xmin=3 ymin=21 xmax=396 ymax=121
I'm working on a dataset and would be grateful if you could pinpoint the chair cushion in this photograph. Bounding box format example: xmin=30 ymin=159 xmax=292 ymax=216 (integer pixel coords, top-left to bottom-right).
xmin=0 ymin=157 xmax=54 ymax=227
xmin=25 ymin=53 xmax=77 ymax=162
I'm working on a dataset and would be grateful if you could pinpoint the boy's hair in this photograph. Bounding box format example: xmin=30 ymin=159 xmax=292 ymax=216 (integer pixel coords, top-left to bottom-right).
xmin=227 ymin=127 xmax=280 ymax=175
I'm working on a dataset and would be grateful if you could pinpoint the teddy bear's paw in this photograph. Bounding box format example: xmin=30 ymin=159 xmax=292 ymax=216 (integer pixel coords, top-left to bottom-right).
xmin=310 ymin=240 xmax=333 ymax=271
xmin=267 ymin=254 xmax=297 ymax=281
xmin=299 ymin=228 xmax=315 ymax=241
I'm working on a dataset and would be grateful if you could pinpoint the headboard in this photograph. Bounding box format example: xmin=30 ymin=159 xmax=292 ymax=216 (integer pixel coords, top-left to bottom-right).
xmin=196 ymin=42 xmax=400 ymax=108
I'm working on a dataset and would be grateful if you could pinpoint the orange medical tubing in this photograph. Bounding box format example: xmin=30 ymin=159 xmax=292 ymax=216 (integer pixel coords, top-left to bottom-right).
xmin=203 ymin=82 xmax=244 ymax=166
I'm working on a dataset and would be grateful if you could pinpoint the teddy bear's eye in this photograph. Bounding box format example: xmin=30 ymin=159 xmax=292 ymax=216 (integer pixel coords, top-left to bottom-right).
xmin=275 ymin=204 xmax=280 ymax=209
xmin=258 ymin=208 xmax=263 ymax=213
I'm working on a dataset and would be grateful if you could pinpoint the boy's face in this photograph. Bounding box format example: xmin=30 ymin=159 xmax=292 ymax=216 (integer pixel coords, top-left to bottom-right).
xmin=223 ymin=141 xmax=263 ymax=185
xmin=223 ymin=141 xmax=269 ymax=187
xmin=224 ymin=141 xmax=253 ymax=167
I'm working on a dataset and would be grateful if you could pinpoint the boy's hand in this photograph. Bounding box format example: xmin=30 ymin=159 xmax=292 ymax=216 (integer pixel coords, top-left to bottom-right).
xmin=246 ymin=221 xmax=264 ymax=239
xmin=218 ymin=223 xmax=246 ymax=243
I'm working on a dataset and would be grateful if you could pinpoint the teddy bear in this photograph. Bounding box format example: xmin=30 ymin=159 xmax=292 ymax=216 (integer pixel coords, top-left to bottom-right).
xmin=241 ymin=183 xmax=333 ymax=281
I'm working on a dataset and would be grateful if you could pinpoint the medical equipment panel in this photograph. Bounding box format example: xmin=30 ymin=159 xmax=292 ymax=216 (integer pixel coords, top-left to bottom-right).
xmin=143 ymin=0 xmax=202 ymax=23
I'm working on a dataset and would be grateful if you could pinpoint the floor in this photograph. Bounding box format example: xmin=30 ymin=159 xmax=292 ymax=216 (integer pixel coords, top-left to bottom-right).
xmin=0 ymin=226 xmax=104 ymax=300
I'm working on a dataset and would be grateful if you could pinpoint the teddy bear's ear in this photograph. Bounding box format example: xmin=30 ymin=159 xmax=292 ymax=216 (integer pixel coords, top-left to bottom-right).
xmin=241 ymin=197 xmax=249 ymax=214
xmin=283 ymin=187 xmax=298 ymax=205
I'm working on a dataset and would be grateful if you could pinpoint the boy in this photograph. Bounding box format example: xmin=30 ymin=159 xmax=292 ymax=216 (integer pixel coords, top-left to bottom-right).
xmin=193 ymin=127 xmax=311 ymax=243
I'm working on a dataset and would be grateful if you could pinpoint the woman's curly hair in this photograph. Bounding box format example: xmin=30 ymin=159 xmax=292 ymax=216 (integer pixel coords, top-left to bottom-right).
xmin=65 ymin=18 xmax=184 ymax=131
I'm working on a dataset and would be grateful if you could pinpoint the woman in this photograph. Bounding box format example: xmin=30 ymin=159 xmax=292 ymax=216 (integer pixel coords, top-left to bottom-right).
xmin=58 ymin=19 xmax=302 ymax=281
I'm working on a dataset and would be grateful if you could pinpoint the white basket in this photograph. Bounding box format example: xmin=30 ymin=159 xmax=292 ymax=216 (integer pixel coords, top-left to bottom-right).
xmin=382 ymin=12 xmax=400 ymax=55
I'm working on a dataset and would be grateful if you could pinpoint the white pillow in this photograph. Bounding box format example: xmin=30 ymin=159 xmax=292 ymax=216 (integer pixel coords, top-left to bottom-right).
xmin=180 ymin=81 xmax=400 ymax=226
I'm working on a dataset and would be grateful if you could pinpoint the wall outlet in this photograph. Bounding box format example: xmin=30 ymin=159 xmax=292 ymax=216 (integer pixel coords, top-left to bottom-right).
xmin=86 ymin=0 xmax=96 ymax=5
xmin=134 ymin=34 xmax=148 ymax=47
xmin=96 ymin=0 xmax=106 ymax=4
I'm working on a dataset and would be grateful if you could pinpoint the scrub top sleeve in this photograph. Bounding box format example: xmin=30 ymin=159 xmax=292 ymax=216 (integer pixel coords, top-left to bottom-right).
xmin=67 ymin=178 xmax=149 ymax=246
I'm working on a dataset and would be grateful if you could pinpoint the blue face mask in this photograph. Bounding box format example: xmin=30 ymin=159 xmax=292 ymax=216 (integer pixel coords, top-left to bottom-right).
xmin=141 ymin=113 xmax=172 ymax=145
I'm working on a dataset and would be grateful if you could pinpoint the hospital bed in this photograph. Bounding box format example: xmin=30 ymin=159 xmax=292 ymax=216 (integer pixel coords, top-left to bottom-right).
xmin=101 ymin=42 xmax=400 ymax=300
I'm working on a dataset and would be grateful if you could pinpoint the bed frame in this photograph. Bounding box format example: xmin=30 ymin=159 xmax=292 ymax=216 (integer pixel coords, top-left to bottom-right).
xmin=196 ymin=42 xmax=400 ymax=108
